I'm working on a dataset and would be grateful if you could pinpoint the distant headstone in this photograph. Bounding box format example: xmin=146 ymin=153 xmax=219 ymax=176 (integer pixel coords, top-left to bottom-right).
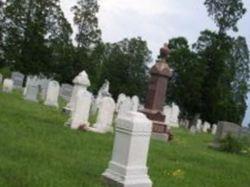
xmin=0 ymin=73 xmax=3 ymax=84
xmin=39 ymin=78 xmax=50 ymax=100
xmin=190 ymin=126 xmax=197 ymax=134
xmin=170 ymin=103 xmax=180 ymax=127
xmin=89 ymin=97 xmax=116 ymax=133
xmin=69 ymin=71 xmax=92 ymax=129
xmin=116 ymin=93 xmax=126 ymax=112
xmin=131 ymin=95 xmax=139 ymax=112
xmin=60 ymin=84 xmax=73 ymax=101
xmin=212 ymin=124 xmax=217 ymax=135
xmin=2 ymin=79 xmax=14 ymax=93
xmin=202 ymin=122 xmax=210 ymax=133
xmin=117 ymin=96 xmax=132 ymax=117
xmin=196 ymin=119 xmax=202 ymax=132
xmin=44 ymin=80 xmax=60 ymax=107
xmin=11 ymin=72 xmax=24 ymax=89
xmin=24 ymin=82 xmax=39 ymax=102
xmin=102 ymin=112 xmax=153 ymax=187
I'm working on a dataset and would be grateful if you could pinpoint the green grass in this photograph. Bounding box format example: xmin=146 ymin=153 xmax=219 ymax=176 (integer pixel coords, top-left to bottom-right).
xmin=0 ymin=90 xmax=250 ymax=187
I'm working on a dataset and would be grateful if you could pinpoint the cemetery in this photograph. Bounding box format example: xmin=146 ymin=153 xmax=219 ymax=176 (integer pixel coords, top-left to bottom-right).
xmin=0 ymin=0 xmax=250 ymax=187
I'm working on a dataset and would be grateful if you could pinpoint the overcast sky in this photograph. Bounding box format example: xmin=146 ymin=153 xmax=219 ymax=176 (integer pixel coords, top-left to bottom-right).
xmin=60 ymin=0 xmax=250 ymax=126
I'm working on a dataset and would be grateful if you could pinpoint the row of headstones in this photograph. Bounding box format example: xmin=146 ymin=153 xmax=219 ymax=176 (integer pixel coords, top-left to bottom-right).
xmin=1 ymin=73 xmax=153 ymax=186
xmin=189 ymin=120 xmax=218 ymax=135
xmin=64 ymin=70 xmax=141 ymax=134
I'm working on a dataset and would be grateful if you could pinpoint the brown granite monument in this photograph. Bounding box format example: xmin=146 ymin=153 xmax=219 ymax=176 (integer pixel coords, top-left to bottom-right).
xmin=141 ymin=43 xmax=173 ymax=141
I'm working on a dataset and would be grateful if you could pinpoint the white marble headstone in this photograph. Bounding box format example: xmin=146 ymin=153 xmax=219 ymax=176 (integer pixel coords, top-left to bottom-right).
xmin=2 ymin=79 xmax=13 ymax=93
xmin=117 ymin=96 xmax=132 ymax=117
xmin=131 ymin=95 xmax=139 ymax=112
xmin=44 ymin=80 xmax=60 ymax=107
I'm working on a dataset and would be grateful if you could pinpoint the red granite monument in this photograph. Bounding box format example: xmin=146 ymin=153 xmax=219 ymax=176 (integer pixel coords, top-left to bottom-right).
xmin=141 ymin=43 xmax=173 ymax=140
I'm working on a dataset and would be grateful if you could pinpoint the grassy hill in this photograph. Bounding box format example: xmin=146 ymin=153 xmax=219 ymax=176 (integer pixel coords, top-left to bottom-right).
xmin=0 ymin=90 xmax=250 ymax=187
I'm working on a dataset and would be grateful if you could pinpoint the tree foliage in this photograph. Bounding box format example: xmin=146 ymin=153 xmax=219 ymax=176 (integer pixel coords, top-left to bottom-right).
xmin=204 ymin=0 xmax=247 ymax=33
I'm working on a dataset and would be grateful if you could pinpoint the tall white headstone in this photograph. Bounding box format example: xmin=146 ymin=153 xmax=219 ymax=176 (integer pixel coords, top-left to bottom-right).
xmin=102 ymin=112 xmax=153 ymax=187
xmin=196 ymin=119 xmax=202 ymax=132
xmin=65 ymin=71 xmax=90 ymax=113
xmin=44 ymin=80 xmax=60 ymax=107
xmin=202 ymin=122 xmax=211 ymax=133
xmin=212 ymin=124 xmax=218 ymax=135
xmin=89 ymin=97 xmax=116 ymax=133
xmin=170 ymin=103 xmax=180 ymax=126
xmin=69 ymin=71 xmax=92 ymax=129
xmin=2 ymin=79 xmax=13 ymax=93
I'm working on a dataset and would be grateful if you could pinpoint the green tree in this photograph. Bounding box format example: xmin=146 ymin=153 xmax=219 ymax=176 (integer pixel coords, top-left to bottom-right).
xmin=4 ymin=0 xmax=73 ymax=77
xmin=100 ymin=37 xmax=152 ymax=99
xmin=204 ymin=0 xmax=247 ymax=33
xmin=167 ymin=37 xmax=205 ymax=127
xmin=72 ymin=0 xmax=101 ymax=49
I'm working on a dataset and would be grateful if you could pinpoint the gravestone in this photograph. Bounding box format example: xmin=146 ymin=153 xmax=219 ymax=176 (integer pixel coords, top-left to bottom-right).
xmin=24 ymin=82 xmax=39 ymax=102
xmin=23 ymin=76 xmax=38 ymax=96
xmin=170 ymin=104 xmax=180 ymax=127
xmin=44 ymin=80 xmax=60 ymax=107
xmin=102 ymin=112 xmax=153 ymax=187
xmin=190 ymin=126 xmax=197 ymax=134
xmin=140 ymin=44 xmax=172 ymax=141
xmin=117 ymin=96 xmax=132 ymax=117
xmin=89 ymin=97 xmax=116 ymax=133
xmin=163 ymin=105 xmax=172 ymax=124
xmin=69 ymin=71 xmax=92 ymax=129
xmin=116 ymin=93 xmax=126 ymax=112
xmin=2 ymin=79 xmax=13 ymax=93
xmin=11 ymin=72 xmax=24 ymax=89
xmin=64 ymin=71 xmax=90 ymax=114
xmin=211 ymin=121 xmax=242 ymax=148
xmin=196 ymin=119 xmax=202 ymax=132
xmin=131 ymin=95 xmax=139 ymax=112
xmin=39 ymin=78 xmax=50 ymax=100
xmin=202 ymin=122 xmax=210 ymax=133
xmin=212 ymin=124 xmax=217 ymax=135
xmin=0 ymin=73 xmax=3 ymax=84
xmin=60 ymin=84 xmax=73 ymax=101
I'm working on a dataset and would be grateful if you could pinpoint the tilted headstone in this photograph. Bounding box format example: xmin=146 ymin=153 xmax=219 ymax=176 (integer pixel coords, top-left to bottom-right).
xmin=102 ymin=112 xmax=153 ymax=187
xmin=69 ymin=71 xmax=92 ymax=129
xmin=2 ymin=79 xmax=13 ymax=93
xmin=117 ymin=96 xmax=132 ymax=117
xmin=0 ymin=73 xmax=3 ymax=84
xmin=44 ymin=80 xmax=60 ymax=107
xmin=131 ymin=95 xmax=139 ymax=112
xmin=116 ymin=93 xmax=126 ymax=112
xmin=11 ymin=72 xmax=24 ymax=89
xmin=89 ymin=97 xmax=116 ymax=133
xmin=60 ymin=84 xmax=73 ymax=101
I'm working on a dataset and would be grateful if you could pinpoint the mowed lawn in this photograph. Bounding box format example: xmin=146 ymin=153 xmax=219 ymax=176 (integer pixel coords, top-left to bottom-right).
xmin=0 ymin=90 xmax=250 ymax=187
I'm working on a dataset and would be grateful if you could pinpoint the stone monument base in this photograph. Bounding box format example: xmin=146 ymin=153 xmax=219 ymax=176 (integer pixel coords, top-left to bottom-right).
xmin=140 ymin=109 xmax=172 ymax=141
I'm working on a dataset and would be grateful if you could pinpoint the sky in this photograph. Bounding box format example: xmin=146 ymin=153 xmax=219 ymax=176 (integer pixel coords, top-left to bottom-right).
xmin=60 ymin=0 xmax=250 ymax=126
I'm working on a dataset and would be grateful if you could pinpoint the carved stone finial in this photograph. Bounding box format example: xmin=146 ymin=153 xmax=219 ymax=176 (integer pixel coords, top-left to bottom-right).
xmin=159 ymin=43 xmax=170 ymax=61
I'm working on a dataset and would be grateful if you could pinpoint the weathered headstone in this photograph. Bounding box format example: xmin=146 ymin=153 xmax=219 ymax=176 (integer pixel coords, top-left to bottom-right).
xmin=11 ymin=72 xmax=24 ymax=89
xmin=44 ymin=80 xmax=60 ymax=107
xmin=117 ymin=96 xmax=132 ymax=117
xmin=39 ymin=78 xmax=50 ymax=100
xmin=212 ymin=124 xmax=218 ymax=135
xmin=60 ymin=84 xmax=73 ymax=101
xmin=170 ymin=103 xmax=180 ymax=127
xmin=196 ymin=119 xmax=202 ymax=132
xmin=2 ymin=79 xmax=13 ymax=93
xmin=89 ymin=97 xmax=116 ymax=133
xmin=190 ymin=126 xmax=197 ymax=134
xmin=131 ymin=95 xmax=139 ymax=112
xmin=24 ymin=82 xmax=39 ymax=102
xmin=202 ymin=122 xmax=210 ymax=133
xmin=102 ymin=112 xmax=153 ymax=187
xmin=69 ymin=71 xmax=92 ymax=129
xmin=116 ymin=93 xmax=126 ymax=112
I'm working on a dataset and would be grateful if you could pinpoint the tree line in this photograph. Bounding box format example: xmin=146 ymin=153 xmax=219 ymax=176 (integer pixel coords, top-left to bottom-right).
xmin=0 ymin=0 xmax=249 ymax=126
